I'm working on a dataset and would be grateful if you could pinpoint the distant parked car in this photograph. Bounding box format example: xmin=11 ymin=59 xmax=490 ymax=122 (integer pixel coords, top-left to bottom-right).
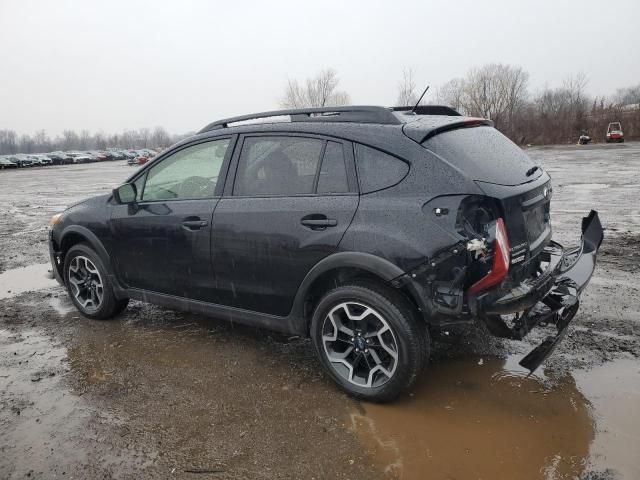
xmin=3 ymin=156 xmax=25 ymax=167
xmin=87 ymin=151 xmax=108 ymax=161
xmin=67 ymin=152 xmax=94 ymax=164
xmin=606 ymin=122 xmax=624 ymax=143
xmin=47 ymin=152 xmax=72 ymax=165
xmin=12 ymin=155 xmax=35 ymax=167
xmin=127 ymin=151 xmax=151 ymax=166
xmin=32 ymin=154 xmax=53 ymax=166
xmin=134 ymin=154 xmax=150 ymax=165
xmin=0 ymin=157 xmax=18 ymax=169
xmin=108 ymin=150 xmax=126 ymax=160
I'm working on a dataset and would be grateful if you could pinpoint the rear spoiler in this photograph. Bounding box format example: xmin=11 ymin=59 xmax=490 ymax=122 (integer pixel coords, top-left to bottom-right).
xmin=392 ymin=105 xmax=461 ymax=116
xmin=402 ymin=117 xmax=494 ymax=144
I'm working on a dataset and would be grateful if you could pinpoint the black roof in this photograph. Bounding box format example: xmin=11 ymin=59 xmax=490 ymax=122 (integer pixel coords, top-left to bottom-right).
xmin=198 ymin=105 xmax=462 ymax=134
xmin=188 ymin=105 xmax=492 ymax=152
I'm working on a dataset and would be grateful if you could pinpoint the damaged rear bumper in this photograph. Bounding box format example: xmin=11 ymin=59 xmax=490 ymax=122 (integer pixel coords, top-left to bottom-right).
xmin=479 ymin=210 xmax=603 ymax=372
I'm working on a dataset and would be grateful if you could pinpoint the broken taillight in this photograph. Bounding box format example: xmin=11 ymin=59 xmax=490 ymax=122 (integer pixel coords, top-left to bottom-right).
xmin=466 ymin=218 xmax=510 ymax=295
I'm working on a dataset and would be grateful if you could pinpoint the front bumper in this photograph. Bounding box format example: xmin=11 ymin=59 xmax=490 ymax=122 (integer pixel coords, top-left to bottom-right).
xmin=479 ymin=210 xmax=603 ymax=372
xmin=48 ymin=230 xmax=65 ymax=286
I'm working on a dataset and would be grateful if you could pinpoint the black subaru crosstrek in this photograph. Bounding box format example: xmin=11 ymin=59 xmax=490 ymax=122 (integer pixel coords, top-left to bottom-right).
xmin=48 ymin=106 xmax=603 ymax=401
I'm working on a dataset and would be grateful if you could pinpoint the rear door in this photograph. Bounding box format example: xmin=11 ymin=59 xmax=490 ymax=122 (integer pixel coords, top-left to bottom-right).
xmin=208 ymin=134 xmax=359 ymax=316
xmin=110 ymin=137 xmax=233 ymax=299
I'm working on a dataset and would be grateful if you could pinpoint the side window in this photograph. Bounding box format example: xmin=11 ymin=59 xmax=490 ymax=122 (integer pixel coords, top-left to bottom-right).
xmin=234 ymin=136 xmax=323 ymax=196
xmin=317 ymin=141 xmax=349 ymax=194
xmin=142 ymin=139 xmax=230 ymax=201
xmin=355 ymin=144 xmax=409 ymax=194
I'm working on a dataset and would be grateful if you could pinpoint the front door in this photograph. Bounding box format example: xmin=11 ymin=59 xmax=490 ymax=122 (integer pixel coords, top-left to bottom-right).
xmin=110 ymin=137 xmax=233 ymax=299
xmin=209 ymin=135 xmax=359 ymax=316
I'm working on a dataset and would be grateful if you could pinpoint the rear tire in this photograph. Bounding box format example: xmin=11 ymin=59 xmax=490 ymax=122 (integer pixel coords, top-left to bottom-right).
xmin=63 ymin=243 xmax=128 ymax=320
xmin=310 ymin=280 xmax=428 ymax=402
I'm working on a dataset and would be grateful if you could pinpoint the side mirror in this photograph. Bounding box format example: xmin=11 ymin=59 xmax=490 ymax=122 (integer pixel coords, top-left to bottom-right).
xmin=113 ymin=183 xmax=137 ymax=204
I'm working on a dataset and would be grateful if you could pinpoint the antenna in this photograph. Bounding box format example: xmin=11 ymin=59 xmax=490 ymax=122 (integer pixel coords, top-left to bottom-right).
xmin=411 ymin=85 xmax=430 ymax=113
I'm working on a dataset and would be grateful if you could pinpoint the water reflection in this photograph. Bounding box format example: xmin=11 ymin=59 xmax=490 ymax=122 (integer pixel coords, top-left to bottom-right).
xmin=351 ymin=356 xmax=594 ymax=480
xmin=0 ymin=263 xmax=57 ymax=299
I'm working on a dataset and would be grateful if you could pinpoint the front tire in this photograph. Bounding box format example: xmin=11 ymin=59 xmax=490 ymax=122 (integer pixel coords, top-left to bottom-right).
xmin=63 ymin=243 xmax=128 ymax=320
xmin=310 ymin=280 xmax=429 ymax=402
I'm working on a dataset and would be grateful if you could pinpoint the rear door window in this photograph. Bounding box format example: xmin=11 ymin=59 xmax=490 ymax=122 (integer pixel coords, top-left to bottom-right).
xmin=234 ymin=136 xmax=324 ymax=196
xmin=355 ymin=144 xmax=409 ymax=193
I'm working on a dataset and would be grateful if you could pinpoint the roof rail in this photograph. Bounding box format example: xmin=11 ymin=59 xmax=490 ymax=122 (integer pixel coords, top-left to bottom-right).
xmin=198 ymin=106 xmax=402 ymax=133
xmin=392 ymin=105 xmax=461 ymax=116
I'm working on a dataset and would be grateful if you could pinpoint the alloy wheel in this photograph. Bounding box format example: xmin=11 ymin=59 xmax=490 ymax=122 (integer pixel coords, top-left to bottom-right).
xmin=321 ymin=302 xmax=399 ymax=388
xmin=68 ymin=255 xmax=104 ymax=312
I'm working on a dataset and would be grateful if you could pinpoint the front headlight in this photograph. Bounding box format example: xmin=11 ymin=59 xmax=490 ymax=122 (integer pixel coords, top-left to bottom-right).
xmin=50 ymin=213 xmax=63 ymax=227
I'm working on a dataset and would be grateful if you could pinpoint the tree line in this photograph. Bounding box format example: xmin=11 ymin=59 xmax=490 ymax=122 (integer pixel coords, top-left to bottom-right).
xmin=3 ymin=65 xmax=638 ymax=155
xmin=282 ymin=66 xmax=640 ymax=145
xmin=0 ymin=126 xmax=191 ymax=156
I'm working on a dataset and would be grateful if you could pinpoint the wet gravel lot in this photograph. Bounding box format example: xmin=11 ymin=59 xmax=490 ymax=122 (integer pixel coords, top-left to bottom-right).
xmin=1 ymin=143 xmax=639 ymax=479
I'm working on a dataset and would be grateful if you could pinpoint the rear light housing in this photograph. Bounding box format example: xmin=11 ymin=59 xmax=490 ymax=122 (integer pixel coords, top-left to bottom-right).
xmin=466 ymin=218 xmax=510 ymax=295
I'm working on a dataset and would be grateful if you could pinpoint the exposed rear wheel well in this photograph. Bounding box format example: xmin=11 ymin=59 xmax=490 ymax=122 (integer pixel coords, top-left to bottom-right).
xmin=302 ymin=267 xmax=422 ymax=333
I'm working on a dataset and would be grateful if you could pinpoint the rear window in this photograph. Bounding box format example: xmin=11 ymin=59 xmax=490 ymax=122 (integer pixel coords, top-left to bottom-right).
xmin=355 ymin=144 xmax=409 ymax=194
xmin=422 ymin=126 xmax=541 ymax=186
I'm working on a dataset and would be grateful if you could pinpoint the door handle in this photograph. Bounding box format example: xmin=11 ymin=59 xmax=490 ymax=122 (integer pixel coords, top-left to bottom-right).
xmin=182 ymin=219 xmax=208 ymax=230
xmin=300 ymin=215 xmax=337 ymax=229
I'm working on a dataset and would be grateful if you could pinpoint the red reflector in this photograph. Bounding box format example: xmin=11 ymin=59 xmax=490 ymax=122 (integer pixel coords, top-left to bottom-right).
xmin=467 ymin=218 xmax=510 ymax=295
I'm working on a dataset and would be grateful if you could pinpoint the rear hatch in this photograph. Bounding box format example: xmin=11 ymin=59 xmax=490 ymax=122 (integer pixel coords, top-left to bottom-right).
xmin=418 ymin=123 xmax=551 ymax=276
xmin=479 ymin=177 xmax=553 ymax=281
xmin=419 ymin=124 xmax=543 ymax=186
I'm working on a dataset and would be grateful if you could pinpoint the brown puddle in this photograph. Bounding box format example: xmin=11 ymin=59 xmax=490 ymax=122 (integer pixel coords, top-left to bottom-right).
xmin=351 ymin=356 xmax=596 ymax=480
xmin=3 ymin=295 xmax=639 ymax=478
xmin=574 ymin=359 xmax=640 ymax=479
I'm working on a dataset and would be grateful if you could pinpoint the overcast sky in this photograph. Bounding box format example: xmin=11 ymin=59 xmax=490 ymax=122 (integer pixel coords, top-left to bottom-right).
xmin=1 ymin=0 xmax=639 ymax=136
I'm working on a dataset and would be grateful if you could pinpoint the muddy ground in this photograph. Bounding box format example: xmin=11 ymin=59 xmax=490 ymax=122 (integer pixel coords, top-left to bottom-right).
xmin=1 ymin=143 xmax=639 ymax=479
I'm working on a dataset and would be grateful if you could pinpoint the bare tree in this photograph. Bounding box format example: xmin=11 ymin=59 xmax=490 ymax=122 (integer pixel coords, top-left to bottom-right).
xmin=62 ymin=130 xmax=79 ymax=151
xmin=563 ymin=73 xmax=588 ymax=107
xmin=139 ymin=128 xmax=150 ymax=148
xmin=0 ymin=126 xmax=194 ymax=155
xmin=396 ymin=68 xmax=418 ymax=106
xmin=280 ymin=69 xmax=350 ymax=108
xmin=151 ymin=126 xmax=170 ymax=148
xmin=459 ymin=64 xmax=528 ymax=135
xmin=19 ymin=134 xmax=34 ymax=153
xmin=94 ymin=132 xmax=107 ymax=150
xmin=614 ymin=84 xmax=640 ymax=106
xmin=79 ymin=129 xmax=91 ymax=150
xmin=436 ymin=78 xmax=466 ymax=113
xmin=120 ymin=130 xmax=137 ymax=149
xmin=0 ymin=130 xmax=18 ymax=154
xmin=33 ymin=129 xmax=50 ymax=152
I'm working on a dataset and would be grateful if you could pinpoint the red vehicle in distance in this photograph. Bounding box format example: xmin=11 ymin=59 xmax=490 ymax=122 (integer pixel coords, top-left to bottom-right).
xmin=606 ymin=122 xmax=624 ymax=143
